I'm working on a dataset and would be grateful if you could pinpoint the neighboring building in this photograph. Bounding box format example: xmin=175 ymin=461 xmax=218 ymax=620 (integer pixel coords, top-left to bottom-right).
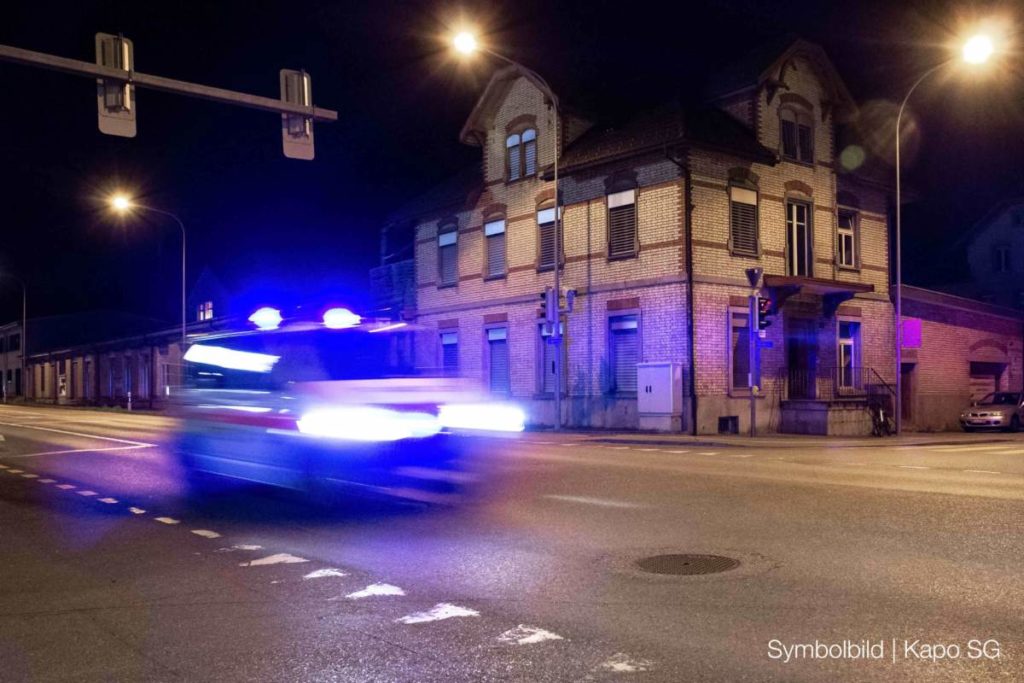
xmin=936 ymin=198 xmax=1024 ymax=309
xmin=0 ymin=321 xmax=24 ymax=399
xmin=393 ymin=37 xmax=899 ymax=434
xmin=900 ymin=285 xmax=1023 ymax=431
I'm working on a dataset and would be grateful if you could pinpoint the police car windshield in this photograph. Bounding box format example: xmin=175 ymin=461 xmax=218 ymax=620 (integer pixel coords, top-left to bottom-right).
xmin=186 ymin=328 xmax=416 ymax=390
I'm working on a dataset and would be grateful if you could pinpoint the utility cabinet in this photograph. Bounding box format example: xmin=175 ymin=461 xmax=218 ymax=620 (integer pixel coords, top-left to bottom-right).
xmin=637 ymin=362 xmax=684 ymax=431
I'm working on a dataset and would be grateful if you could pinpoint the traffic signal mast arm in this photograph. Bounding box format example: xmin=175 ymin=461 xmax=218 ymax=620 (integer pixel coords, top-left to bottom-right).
xmin=0 ymin=42 xmax=338 ymax=122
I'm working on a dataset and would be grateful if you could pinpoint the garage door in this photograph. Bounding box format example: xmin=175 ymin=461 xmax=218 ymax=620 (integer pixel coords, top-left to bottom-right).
xmin=969 ymin=361 xmax=1005 ymax=401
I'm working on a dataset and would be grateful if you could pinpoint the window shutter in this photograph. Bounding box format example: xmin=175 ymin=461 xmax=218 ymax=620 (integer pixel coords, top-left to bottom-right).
xmin=488 ymin=329 xmax=510 ymax=394
xmin=781 ymin=119 xmax=797 ymax=159
xmin=441 ymin=332 xmax=458 ymax=375
xmin=522 ymin=129 xmax=537 ymax=176
xmin=729 ymin=187 xmax=758 ymax=255
xmin=506 ymin=134 xmax=521 ymax=181
xmin=440 ymin=245 xmax=456 ymax=284
xmin=485 ymin=219 xmax=506 ymax=278
xmin=608 ymin=190 xmax=637 ymax=258
xmin=609 ymin=315 xmax=639 ymax=393
xmin=538 ymin=220 xmax=555 ymax=269
xmin=731 ymin=312 xmax=750 ymax=390
xmin=797 ymin=124 xmax=813 ymax=163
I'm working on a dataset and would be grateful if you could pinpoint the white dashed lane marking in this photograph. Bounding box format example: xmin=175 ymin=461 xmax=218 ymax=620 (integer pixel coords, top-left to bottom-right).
xmin=397 ymin=603 xmax=479 ymax=624
xmin=342 ymin=583 xmax=406 ymax=600
xmin=98 ymin=498 xmax=119 ymax=504
xmin=697 ymin=452 xmax=719 ymax=456
xmin=240 ymin=553 xmax=309 ymax=567
xmin=898 ymin=465 xmax=930 ymax=470
xmin=7 ymin=469 xmax=23 ymax=474
xmin=128 ymin=507 xmax=147 ymax=515
xmin=38 ymin=478 xmax=56 ymax=483
xmin=304 ymin=568 xmax=348 ymax=580
xmin=155 ymin=517 xmax=180 ymax=525
xmin=76 ymin=490 xmax=98 ymax=497
xmin=544 ymin=495 xmax=644 ymax=509
xmin=964 ymin=469 xmax=1002 ymax=474
xmin=667 ymin=449 xmax=690 ymax=454
xmin=191 ymin=529 xmax=222 ymax=539
xmin=55 ymin=484 xmax=75 ymax=490
xmin=636 ymin=448 xmax=659 ymax=452
xmin=20 ymin=473 xmax=39 ymax=478
xmin=600 ymin=653 xmax=654 ymax=673
xmin=497 ymin=625 xmax=564 ymax=645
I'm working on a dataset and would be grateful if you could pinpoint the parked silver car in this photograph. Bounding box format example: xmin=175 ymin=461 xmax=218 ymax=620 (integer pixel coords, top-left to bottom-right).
xmin=960 ymin=392 xmax=1024 ymax=432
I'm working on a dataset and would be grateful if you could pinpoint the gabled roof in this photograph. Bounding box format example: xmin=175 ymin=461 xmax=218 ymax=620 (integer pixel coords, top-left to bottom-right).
xmin=459 ymin=64 xmax=570 ymax=146
xmin=557 ymin=101 xmax=775 ymax=171
xmin=706 ymin=36 xmax=855 ymax=118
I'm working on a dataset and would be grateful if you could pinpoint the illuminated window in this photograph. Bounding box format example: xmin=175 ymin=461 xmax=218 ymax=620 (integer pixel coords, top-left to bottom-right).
xmin=607 ymin=189 xmax=637 ymax=259
xmin=484 ymin=218 xmax=506 ymax=278
xmin=438 ymin=223 xmax=458 ymax=286
xmin=780 ymin=108 xmax=813 ymax=163
xmin=729 ymin=186 xmax=758 ymax=256
xmin=837 ymin=211 xmax=857 ymax=268
xmin=537 ymin=206 xmax=561 ymax=270
xmin=440 ymin=331 xmax=458 ymax=376
xmin=538 ymin=321 xmax=566 ymax=394
xmin=506 ymin=128 xmax=537 ymax=181
xmin=730 ymin=311 xmax=750 ymax=391
xmin=838 ymin=320 xmax=862 ymax=389
xmin=487 ymin=327 xmax=510 ymax=394
xmin=608 ymin=314 xmax=639 ymax=393
xmin=786 ymin=200 xmax=812 ymax=276
xmin=197 ymin=300 xmax=214 ymax=321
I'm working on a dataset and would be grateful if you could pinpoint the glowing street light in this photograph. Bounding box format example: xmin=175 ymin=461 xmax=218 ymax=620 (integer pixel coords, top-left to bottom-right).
xmin=448 ymin=29 xmax=566 ymax=430
xmin=107 ymin=192 xmax=188 ymax=347
xmin=453 ymin=31 xmax=477 ymax=56
xmin=962 ymin=34 xmax=995 ymax=65
xmin=894 ymin=30 xmax=997 ymax=434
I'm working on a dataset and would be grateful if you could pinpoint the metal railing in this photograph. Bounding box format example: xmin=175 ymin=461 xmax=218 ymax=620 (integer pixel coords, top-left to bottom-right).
xmin=780 ymin=366 xmax=895 ymax=411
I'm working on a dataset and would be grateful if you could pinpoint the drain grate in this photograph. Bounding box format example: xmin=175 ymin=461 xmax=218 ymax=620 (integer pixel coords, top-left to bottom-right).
xmin=636 ymin=553 xmax=740 ymax=576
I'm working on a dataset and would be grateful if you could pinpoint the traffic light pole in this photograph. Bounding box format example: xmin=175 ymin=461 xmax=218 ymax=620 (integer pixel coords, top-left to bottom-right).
xmin=749 ymin=293 xmax=758 ymax=437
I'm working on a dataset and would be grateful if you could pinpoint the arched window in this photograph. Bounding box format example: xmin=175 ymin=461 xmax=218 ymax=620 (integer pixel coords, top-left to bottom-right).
xmin=780 ymin=108 xmax=814 ymax=163
xmin=506 ymin=128 xmax=538 ymax=181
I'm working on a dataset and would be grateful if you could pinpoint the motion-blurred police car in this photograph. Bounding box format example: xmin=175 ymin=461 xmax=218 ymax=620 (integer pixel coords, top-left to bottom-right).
xmin=172 ymin=306 xmax=524 ymax=503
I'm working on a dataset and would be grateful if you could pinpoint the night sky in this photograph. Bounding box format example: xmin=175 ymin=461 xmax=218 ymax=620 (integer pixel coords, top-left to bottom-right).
xmin=1 ymin=0 xmax=1021 ymax=324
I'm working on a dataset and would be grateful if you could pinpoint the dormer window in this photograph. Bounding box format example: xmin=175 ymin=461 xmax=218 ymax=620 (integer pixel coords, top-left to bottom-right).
xmin=780 ymin=108 xmax=813 ymax=163
xmin=506 ymin=128 xmax=537 ymax=181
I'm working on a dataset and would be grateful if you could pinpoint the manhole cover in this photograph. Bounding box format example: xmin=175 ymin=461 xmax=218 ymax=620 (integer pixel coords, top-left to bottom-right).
xmin=636 ymin=553 xmax=740 ymax=576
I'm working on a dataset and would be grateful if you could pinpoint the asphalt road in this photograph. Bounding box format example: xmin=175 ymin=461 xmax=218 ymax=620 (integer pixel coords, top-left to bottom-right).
xmin=0 ymin=404 xmax=1021 ymax=682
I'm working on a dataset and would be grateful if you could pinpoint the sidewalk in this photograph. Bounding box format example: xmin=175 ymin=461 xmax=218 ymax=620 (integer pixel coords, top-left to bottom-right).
xmin=523 ymin=428 xmax=1023 ymax=450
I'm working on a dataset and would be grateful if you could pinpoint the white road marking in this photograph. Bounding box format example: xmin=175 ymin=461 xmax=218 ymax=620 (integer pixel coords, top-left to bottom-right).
xmin=560 ymin=443 xmax=578 ymax=447
xmin=842 ymin=462 xmax=867 ymax=466
xmin=697 ymin=452 xmax=719 ymax=456
xmin=76 ymin=490 xmax=98 ymax=497
xmin=98 ymin=497 xmax=119 ymax=504
xmin=898 ymin=465 xmax=930 ymax=470
xmin=303 ymin=568 xmax=348 ymax=580
xmin=21 ymin=473 xmax=39 ymax=478
xmin=964 ymin=469 xmax=1002 ymax=474
xmin=533 ymin=441 xmax=554 ymax=445
xmin=929 ymin=445 xmax=1013 ymax=453
xmin=38 ymin=478 xmax=56 ymax=483
xmin=0 ymin=421 xmax=155 ymax=447
xmin=55 ymin=484 xmax=75 ymax=490
xmin=545 ymin=495 xmax=644 ymax=509
xmin=239 ymin=553 xmax=309 ymax=567
xmin=667 ymin=450 xmax=690 ymax=454
xmin=730 ymin=453 xmax=755 ymax=458
xmin=0 ymin=464 xmax=8 ymax=469
xmin=497 ymin=625 xmax=564 ymax=645
xmin=342 ymin=583 xmax=405 ymax=599
xmin=191 ymin=529 xmax=221 ymax=539
xmin=216 ymin=544 xmax=263 ymax=553
xmin=7 ymin=469 xmax=23 ymax=473
xmin=129 ymin=507 xmax=147 ymax=514
xmin=154 ymin=517 xmax=180 ymax=525
xmin=637 ymin=448 xmax=659 ymax=452
xmin=3 ymin=445 xmax=157 ymax=459
xmin=601 ymin=653 xmax=654 ymax=673
xmin=396 ymin=603 xmax=479 ymax=624
xmin=607 ymin=446 xmax=629 ymax=450
xmin=984 ymin=449 xmax=1024 ymax=455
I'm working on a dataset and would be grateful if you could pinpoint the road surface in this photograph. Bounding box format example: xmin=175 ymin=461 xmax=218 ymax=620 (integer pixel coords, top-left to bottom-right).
xmin=0 ymin=404 xmax=1021 ymax=681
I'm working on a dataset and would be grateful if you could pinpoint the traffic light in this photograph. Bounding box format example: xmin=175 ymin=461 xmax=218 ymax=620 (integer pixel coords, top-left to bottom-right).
xmin=95 ymin=33 xmax=136 ymax=138
xmin=280 ymin=69 xmax=315 ymax=160
xmin=758 ymin=296 xmax=773 ymax=331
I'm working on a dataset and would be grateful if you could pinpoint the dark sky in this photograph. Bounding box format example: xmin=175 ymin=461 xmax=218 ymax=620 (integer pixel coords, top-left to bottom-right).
xmin=1 ymin=0 xmax=1021 ymax=323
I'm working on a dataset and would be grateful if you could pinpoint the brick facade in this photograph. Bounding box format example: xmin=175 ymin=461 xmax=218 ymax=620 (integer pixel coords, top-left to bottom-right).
xmin=400 ymin=40 xmax=911 ymax=434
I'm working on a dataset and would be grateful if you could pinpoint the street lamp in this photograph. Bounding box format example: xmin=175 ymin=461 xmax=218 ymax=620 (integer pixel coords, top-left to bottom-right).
xmin=894 ymin=32 xmax=995 ymax=434
xmin=0 ymin=274 xmax=26 ymax=402
xmin=108 ymin=194 xmax=188 ymax=347
xmin=451 ymin=30 xmax=565 ymax=429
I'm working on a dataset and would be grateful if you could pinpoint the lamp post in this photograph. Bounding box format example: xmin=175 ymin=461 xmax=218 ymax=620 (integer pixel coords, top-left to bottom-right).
xmin=893 ymin=33 xmax=994 ymax=434
xmin=453 ymin=31 xmax=565 ymax=429
xmin=109 ymin=194 xmax=187 ymax=347
xmin=0 ymin=274 xmax=26 ymax=401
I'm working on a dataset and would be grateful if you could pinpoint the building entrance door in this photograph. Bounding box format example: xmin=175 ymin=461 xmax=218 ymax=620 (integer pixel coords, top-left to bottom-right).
xmin=786 ymin=318 xmax=817 ymax=399
xmin=901 ymin=362 xmax=915 ymax=423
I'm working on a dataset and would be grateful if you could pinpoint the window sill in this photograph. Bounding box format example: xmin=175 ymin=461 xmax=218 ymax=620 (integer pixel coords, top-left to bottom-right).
xmin=483 ymin=274 xmax=507 ymax=282
xmin=607 ymin=252 xmax=638 ymax=262
xmin=729 ymin=249 xmax=761 ymax=259
xmin=836 ymin=265 xmax=861 ymax=274
xmin=781 ymin=157 xmax=816 ymax=169
xmin=437 ymin=282 xmax=458 ymax=290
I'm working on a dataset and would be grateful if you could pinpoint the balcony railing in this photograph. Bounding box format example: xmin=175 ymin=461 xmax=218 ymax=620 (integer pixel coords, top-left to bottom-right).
xmin=780 ymin=365 xmax=895 ymax=412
